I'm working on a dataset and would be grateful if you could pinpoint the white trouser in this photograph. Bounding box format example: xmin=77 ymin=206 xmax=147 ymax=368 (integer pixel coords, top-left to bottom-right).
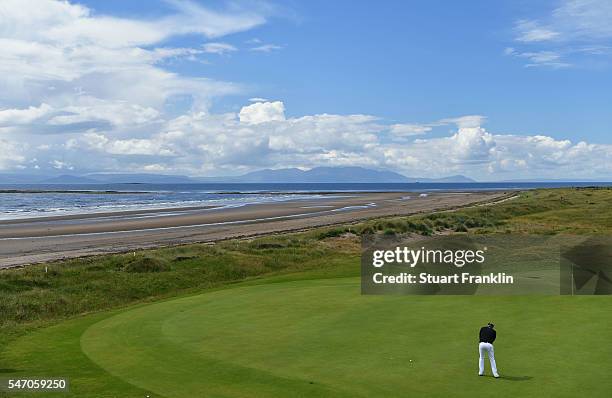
xmin=478 ymin=342 xmax=499 ymax=376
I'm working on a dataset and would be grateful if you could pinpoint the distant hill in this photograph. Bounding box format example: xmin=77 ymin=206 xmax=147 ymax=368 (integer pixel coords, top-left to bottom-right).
xmin=196 ymin=167 xmax=476 ymax=183
xmin=0 ymin=168 xmax=477 ymax=184
xmin=41 ymin=175 xmax=100 ymax=184
xmin=211 ymin=167 xmax=410 ymax=183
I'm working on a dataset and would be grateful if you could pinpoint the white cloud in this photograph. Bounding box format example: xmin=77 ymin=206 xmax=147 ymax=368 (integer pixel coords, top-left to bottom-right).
xmin=388 ymin=115 xmax=486 ymax=141
xmin=389 ymin=124 xmax=431 ymax=137
xmin=514 ymin=1 xmax=612 ymax=43
xmin=51 ymin=101 xmax=610 ymax=180
xmin=0 ymin=104 xmax=52 ymax=126
xmin=163 ymin=0 xmax=268 ymax=39
xmin=203 ymin=42 xmax=237 ymax=54
xmin=0 ymin=0 xmax=274 ymax=171
xmin=81 ymin=132 xmax=177 ymax=156
xmin=0 ymin=139 xmax=26 ymax=169
xmin=552 ymin=0 xmax=612 ymax=40
xmin=0 ymin=0 xmax=265 ymax=133
xmin=504 ymin=48 xmax=571 ymax=68
xmin=515 ymin=20 xmax=561 ymax=42
xmin=50 ymin=159 xmax=73 ymax=170
xmin=239 ymin=101 xmax=286 ymax=124
xmin=46 ymin=98 xmax=160 ymax=127
xmin=437 ymin=115 xmax=487 ymax=129
xmin=509 ymin=0 xmax=612 ymax=68
xmin=0 ymin=0 xmax=267 ymax=47
xmin=250 ymin=44 xmax=282 ymax=52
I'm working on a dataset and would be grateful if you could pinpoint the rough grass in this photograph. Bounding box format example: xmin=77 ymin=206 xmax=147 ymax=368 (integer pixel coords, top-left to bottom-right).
xmin=355 ymin=187 xmax=612 ymax=235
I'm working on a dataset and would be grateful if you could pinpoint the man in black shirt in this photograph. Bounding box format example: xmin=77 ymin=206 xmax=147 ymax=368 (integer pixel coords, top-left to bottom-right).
xmin=478 ymin=323 xmax=499 ymax=378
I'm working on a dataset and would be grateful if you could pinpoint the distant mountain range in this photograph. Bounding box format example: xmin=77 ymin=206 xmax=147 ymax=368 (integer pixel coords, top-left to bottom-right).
xmin=0 ymin=167 xmax=476 ymax=184
xmin=197 ymin=167 xmax=475 ymax=183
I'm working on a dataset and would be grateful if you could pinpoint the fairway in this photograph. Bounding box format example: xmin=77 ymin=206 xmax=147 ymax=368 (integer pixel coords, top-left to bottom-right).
xmin=5 ymin=273 xmax=611 ymax=397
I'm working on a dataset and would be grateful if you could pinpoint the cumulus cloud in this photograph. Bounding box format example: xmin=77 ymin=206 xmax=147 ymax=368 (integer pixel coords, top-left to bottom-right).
xmin=239 ymin=101 xmax=286 ymax=124
xmin=48 ymin=101 xmax=612 ymax=180
xmin=387 ymin=115 xmax=486 ymax=140
xmin=0 ymin=104 xmax=52 ymax=126
xmin=0 ymin=0 xmax=265 ymax=130
xmin=46 ymin=97 xmax=160 ymax=127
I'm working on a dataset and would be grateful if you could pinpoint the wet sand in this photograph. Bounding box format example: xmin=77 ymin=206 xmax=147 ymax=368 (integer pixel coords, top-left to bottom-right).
xmin=0 ymin=191 xmax=511 ymax=268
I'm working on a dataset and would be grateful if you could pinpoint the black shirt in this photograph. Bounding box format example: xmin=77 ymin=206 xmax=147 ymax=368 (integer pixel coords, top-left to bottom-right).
xmin=479 ymin=326 xmax=496 ymax=343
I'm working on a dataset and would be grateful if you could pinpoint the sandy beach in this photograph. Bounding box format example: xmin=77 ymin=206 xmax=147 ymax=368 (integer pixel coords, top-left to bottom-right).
xmin=0 ymin=191 xmax=510 ymax=268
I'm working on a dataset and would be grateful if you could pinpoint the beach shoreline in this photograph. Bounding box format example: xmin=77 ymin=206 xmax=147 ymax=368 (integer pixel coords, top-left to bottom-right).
xmin=0 ymin=191 xmax=511 ymax=269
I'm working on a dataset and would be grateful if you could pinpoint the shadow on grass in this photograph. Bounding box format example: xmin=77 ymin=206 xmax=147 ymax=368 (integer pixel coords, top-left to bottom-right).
xmin=480 ymin=375 xmax=532 ymax=381
xmin=0 ymin=368 xmax=18 ymax=373
xmin=498 ymin=375 xmax=533 ymax=381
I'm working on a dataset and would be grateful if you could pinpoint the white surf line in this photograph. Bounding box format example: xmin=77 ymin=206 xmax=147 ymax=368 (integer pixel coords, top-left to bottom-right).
xmin=384 ymin=196 xmax=412 ymax=202
xmin=0 ymin=193 xmax=329 ymax=222
xmin=331 ymin=202 xmax=377 ymax=211
xmin=56 ymin=204 xmax=249 ymax=223
xmin=0 ymin=203 xmax=378 ymax=241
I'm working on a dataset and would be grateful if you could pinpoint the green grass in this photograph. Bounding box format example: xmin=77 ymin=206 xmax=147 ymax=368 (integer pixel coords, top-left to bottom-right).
xmin=0 ymin=188 xmax=611 ymax=397
xmin=3 ymin=274 xmax=611 ymax=397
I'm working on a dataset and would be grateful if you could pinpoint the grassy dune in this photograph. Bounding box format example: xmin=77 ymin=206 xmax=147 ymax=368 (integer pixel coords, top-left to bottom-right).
xmin=0 ymin=188 xmax=610 ymax=397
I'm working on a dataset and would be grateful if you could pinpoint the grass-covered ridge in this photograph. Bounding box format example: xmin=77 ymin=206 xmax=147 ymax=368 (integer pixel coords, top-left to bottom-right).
xmin=355 ymin=187 xmax=612 ymax=235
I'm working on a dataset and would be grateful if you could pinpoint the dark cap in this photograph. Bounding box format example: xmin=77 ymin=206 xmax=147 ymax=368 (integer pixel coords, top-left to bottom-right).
xmin=487 ymin=322 xmax=495 ymax=328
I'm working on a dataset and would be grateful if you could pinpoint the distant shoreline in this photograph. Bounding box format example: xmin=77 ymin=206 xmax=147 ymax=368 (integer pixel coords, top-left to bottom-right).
xmin=0 ymin=189 xmax=150 ymax=194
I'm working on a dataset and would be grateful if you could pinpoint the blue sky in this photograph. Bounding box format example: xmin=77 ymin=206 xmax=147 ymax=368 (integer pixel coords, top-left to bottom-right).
xmin=82 ymin=0 xmax=612 ymax=143
xmin=0 ymin=0 xmax=611 ymax=179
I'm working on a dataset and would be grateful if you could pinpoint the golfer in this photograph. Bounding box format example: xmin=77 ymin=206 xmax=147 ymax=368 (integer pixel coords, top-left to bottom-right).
xmin=478 ymin=322 xmax=499 ymax=378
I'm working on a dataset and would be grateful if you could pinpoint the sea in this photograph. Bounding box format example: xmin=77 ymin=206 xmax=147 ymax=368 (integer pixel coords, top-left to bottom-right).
xmin=0 ymin=182 xmax=610 ymax=221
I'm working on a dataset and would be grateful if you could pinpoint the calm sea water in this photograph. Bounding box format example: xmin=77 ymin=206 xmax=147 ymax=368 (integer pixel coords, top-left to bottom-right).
xmin=0 ymin=182 xmax=609 ymax=220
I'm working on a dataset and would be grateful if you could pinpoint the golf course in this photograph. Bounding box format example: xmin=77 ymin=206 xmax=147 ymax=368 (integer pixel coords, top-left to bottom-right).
xmin=1 ymin=189 xmax=612 ymax=397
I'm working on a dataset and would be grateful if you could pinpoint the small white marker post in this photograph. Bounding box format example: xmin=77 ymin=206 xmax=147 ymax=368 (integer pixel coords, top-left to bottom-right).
xmin=571 ymin=265 xmax=575 ymax=296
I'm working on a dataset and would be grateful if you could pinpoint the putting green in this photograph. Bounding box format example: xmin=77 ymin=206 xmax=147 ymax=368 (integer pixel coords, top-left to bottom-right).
xmin=71 ymin=276 xmax=612 ymax=398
